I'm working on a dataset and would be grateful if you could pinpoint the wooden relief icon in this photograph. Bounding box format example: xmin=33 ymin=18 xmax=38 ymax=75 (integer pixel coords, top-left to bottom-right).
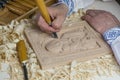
xmin=25 ymin=21 xmax=111 ymax=69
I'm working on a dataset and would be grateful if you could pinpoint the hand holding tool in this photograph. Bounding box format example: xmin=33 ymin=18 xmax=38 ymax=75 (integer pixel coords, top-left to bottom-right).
xmin=35 ymin=0 xmax=58 ymax=38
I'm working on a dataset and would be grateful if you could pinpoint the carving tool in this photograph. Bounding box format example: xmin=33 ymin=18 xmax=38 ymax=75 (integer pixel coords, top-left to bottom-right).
xmin=35 ymin=0 xmax=58 ymax=38
xmin=6 ymin=4 xmax=26 ymax=15
xmin=17 ymin=40 xmax=28 ymax=80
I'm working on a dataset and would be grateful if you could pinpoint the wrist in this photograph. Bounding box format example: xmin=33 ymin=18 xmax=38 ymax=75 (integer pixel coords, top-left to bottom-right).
xmin=103 ymin=26 xmax=120 ymax=45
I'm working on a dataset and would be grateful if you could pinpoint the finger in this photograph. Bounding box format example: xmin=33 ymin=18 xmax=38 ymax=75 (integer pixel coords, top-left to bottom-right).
xmin=40 ymin=23 xmax=57 ymax=33
xmin=81 ymin=15 xmax=93 ymax=23
xmin=86 ymin=9 xmax=105 ymax=15
xmin=86 ymin=9 xmax=109 ymax=18
xmin=40 ymin=27 xmax=52 ymax=34
xmin=38 ymin=16 xmax=57 ymax=33
xmin=47 ymin=7 xmax=56 ymax=20
xmin=86 ymin=10 xmax=98 ymax=17
xmin=51 ymin=15 xmax=65 ymax=31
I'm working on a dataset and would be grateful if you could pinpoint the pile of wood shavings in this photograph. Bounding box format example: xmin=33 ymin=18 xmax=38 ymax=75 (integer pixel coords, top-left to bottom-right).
xmin=0 ymin=10 xmax=120 ymax=80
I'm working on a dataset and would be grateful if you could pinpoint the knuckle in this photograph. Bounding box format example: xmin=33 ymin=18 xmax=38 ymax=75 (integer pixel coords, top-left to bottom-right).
xmin=53 ymin=23 xmax=60 ymax=29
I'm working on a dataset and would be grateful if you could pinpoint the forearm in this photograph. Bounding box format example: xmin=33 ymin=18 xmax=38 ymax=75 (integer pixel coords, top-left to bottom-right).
xmin=103 ymin=26 xmax=120 ymax=65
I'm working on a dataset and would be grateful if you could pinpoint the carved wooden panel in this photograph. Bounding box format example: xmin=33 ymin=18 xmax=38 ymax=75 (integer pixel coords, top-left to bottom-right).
xmin=25 ymin=21 xmax=111 ymax=69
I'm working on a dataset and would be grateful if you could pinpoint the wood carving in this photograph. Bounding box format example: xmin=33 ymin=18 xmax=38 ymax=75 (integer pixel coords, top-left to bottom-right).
xmin=25 ymin=21 xmax=111 ymax=69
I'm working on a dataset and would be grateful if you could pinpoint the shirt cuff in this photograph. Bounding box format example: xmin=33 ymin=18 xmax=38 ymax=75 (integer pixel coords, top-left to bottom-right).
xmin=57 ymin=0 xmax=74 ymax=16
xmin=103 ymin=26 xmax=120 ymax=45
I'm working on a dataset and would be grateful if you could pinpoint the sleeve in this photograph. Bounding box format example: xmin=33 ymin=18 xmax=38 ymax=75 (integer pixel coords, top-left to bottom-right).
xmin=103 ymin=26 xmax=120 ymax=65
xmin=57 ymin=0 xmax=95 ymax=16
xmin=58 ymin=0 xmax=75 ymax=15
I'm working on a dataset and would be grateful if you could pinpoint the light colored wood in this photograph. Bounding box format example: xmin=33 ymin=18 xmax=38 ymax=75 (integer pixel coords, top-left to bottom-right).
xmin=25 ymin=21 xmax=111 ymax=69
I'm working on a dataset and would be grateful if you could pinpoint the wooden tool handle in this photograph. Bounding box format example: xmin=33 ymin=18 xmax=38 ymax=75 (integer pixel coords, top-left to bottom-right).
xmin=6 ymin=4 xmax=26 ymax=15
xmin=17 ymin=40 xmax=28 ymax=63
xmin=35 ymin=0 xmax=51 ymax=24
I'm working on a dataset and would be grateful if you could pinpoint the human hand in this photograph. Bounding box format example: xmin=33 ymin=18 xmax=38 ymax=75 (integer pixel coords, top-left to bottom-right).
xmin=82 ymin=10 xmax=120 ymax=34
xmin=35 ymin=4 xmax=68 ymax=33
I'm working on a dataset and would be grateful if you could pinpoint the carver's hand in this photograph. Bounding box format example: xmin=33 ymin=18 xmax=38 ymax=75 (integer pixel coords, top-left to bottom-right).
xmin=82 ymin=10 xmax=120 ymax=34
xmin=35 ymin=4 xmax=68 ymax=33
